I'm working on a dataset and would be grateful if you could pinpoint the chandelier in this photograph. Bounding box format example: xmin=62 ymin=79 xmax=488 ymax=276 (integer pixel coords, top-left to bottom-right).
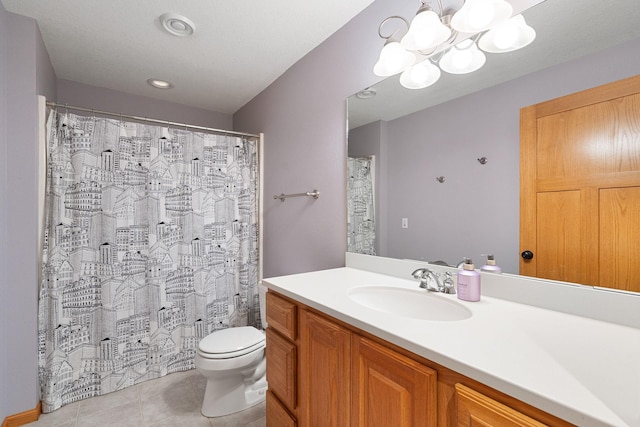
xmin=374 ymin=0 xmax=536 ymax=89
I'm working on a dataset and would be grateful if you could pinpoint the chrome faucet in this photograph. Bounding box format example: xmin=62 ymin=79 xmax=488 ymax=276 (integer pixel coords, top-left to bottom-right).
xmin=411 ymin=268 xmax=456 ymax=294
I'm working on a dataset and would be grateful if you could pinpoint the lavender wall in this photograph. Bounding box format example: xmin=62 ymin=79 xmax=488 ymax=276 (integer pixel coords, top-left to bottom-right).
xmin=350 ymin=38 xmax=640 ymax=273
xmin=58 ymin=79 xmax=232 ymax=130
xmin=1 ymin=10 xmax=57 ymax=418
xmin=0 ymin=2 xmax=9 ymax=423
xmin=234 ymin=0 xmax=414 ymax=277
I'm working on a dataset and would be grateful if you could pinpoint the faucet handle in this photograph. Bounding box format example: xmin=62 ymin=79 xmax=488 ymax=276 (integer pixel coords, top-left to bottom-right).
xmin=440 ymin=271 xmax=456 ymax=294
xmin=412 ymin=268 xmax=427 ymax=277
xmin=411 ymin=268 xmax=431 ymax=289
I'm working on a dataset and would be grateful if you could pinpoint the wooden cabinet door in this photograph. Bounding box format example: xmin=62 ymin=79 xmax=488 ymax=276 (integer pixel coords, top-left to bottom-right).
xmin=352 ymin=337 xmax=437 ymax=427
xmin=266 ymin=291 xmax=297 ymax=340
xmin=266 ymin=328 xmax=297 ymax=410
xmin=267 ymin=390 xmax=297 ymax=427
xmin=456 ymin=384 xmax=547 ymax=427
xmin=520 ymin=74 xmax=640 ymax=291
xmin=299 ymin=309 xmax=351 ymax=427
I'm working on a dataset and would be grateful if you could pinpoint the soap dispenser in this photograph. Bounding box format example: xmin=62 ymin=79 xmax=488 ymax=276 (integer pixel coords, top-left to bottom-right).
xmin=457 ymin=258 xmax=481 ymax=302
xmin=480 ymin=254 xmax=502 ymax=274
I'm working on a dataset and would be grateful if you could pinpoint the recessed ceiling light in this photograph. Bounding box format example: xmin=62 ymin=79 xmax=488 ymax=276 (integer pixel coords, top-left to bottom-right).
xmin=147 ymin=78 xmax=173 ymax=89
xmin=159 ymin=13 xmax=196 ymax=37
xmin=356 ymin=88 xmax=377 ymax=99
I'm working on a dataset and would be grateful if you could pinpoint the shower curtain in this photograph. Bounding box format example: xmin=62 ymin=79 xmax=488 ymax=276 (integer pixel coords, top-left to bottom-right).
xmin=347 ymin=156 xmax=376 ymax=255
xmin=38 ymin=109 xmax=260 ymax=413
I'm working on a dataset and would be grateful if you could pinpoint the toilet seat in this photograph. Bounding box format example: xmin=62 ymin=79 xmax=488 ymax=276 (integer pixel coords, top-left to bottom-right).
xmin=198 ymin=326 xmax=265 ymax=359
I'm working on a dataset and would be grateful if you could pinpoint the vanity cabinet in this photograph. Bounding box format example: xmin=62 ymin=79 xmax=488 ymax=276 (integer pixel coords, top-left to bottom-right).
xmin=266 ymin=290 xmax=572 ymax=427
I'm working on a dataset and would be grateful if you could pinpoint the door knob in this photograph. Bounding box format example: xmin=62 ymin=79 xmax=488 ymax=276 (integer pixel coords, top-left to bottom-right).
xmin=521 ymin=250 xmax=534 ymax=260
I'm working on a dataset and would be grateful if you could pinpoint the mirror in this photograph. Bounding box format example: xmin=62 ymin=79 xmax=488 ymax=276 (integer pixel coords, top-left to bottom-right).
xmin=347 ymin=0 xmax=640 ymax=278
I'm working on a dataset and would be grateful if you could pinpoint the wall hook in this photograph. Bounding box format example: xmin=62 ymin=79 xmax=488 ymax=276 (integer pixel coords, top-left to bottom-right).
xmin=477 ymin=157 xmax=488 ymax=165
xmin=436 ymin=176 xmax=445 ymax=183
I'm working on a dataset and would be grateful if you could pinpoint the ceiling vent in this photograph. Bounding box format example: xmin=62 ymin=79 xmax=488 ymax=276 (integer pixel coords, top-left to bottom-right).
xmin=159 ymin=13 xmax=196 ymax=37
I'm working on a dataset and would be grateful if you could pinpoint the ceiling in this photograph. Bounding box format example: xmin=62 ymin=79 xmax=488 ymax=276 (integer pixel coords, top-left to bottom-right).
xmin=348 ymin=0 xmax=640 ymax=129
xmin=1 ymin=0 xmax=374 ymax=114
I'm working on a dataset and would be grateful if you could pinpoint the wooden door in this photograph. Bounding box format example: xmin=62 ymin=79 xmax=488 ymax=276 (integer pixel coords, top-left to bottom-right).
xmin=299 ymin=309 xmax=351 ymax=427
xmin=352 ymin=336 xmax=437 ymax=427
xmin=520 ymin=74 xmax=640 ymax=291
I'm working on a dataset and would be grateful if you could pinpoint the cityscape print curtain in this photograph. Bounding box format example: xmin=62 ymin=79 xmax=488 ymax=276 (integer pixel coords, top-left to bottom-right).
xmin=38 ymin=109 xmax=260 ymax=413
xmin=347 ymin=156 xmax=376 ymax=255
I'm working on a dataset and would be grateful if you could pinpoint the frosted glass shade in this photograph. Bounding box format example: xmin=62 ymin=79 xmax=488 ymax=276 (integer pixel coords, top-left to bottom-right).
xmin=374 ymin=41 xmax=415 ymax=76
xmin=439 ymin=40 xmax=486 ymax=74
xmin=401 ymin=10 xmax=451 ymax=51
xmin=400 ymin=61 xmax=441 ymax=89
xmin=450 ymin=0 xmax=513 ymax=33
xmin=479 ymin=14 xmax=536 ymax=53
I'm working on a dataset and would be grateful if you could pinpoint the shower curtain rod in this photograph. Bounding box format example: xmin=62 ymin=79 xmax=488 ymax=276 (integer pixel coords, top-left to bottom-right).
xmin=45 ymin=101 xmax=260 ymax=138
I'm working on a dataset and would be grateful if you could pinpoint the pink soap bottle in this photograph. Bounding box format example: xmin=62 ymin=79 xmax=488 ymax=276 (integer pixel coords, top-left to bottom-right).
xmin=457 ymin=258 xmax=481 ymax=302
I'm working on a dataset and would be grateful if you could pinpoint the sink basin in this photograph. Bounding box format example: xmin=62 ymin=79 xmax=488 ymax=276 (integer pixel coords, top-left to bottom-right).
xmin=348 ymin=286 xmax=472 ymax=321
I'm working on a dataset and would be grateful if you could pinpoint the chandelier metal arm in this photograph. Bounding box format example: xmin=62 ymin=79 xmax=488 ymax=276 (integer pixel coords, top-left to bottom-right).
xmin=434 ymin=0 xmax=445 ymax=15
xmin=453 ymin=32 xmax=482 ymax=51
xmin=378 ymin=15 xmax=410 ymax=40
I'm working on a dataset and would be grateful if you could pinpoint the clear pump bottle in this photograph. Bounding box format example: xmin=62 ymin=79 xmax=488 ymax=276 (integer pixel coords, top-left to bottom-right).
xmin=480 ymin=254 xmax=502 ymax=274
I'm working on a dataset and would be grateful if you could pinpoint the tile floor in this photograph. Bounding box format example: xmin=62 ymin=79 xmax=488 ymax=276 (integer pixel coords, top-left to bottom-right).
xmin=27 ymin=370 xmax=266 ymax=427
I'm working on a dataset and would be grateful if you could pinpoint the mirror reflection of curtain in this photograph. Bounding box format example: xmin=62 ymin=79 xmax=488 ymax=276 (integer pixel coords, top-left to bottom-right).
xmin=38 ymin=109 xmax=260 ymax=413
xmin=348 ymin=156 xmax=376 ymax=255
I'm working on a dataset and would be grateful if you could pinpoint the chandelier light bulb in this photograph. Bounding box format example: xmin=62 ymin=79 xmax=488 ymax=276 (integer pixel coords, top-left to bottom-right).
xmin=451 ymin=0 xmax=512 ymax=33
xmin=494 ymin=21 xmax=518 ymax=49
xmin=452 ymin=49 xmax=473 ymax=69
xmin=439 ymin=39 xmax=486 ymax=74
xmin=374 ymin=41 xmax=415 ymax=76
xmin=467 ymin=2 xmax=494 ymax=30
xmin=479 ymin=14 xmax=536 ymax=53
xmin=401 ymin=9 xmax=451 ymax=51
xmin=399 ymin=61 xmax=441 ymax=89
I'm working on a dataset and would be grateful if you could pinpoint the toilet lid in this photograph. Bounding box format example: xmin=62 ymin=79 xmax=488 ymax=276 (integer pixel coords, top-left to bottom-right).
xmin=198 ymin=326 xmax=265 ymax=355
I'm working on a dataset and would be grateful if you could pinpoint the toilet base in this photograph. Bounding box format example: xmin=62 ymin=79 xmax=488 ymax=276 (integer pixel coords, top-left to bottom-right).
xmin=201 ymin=376 xmax=267 ymax=417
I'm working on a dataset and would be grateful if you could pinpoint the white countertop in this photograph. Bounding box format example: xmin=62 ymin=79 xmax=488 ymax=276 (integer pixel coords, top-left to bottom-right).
xmin=263 ymin=266 xmax=640 ymax=427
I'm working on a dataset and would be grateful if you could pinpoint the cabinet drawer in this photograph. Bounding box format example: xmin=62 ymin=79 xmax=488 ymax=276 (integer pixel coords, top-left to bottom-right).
xmin=456 ymin=383 xmax=547 ymax=427
xmin=266 ymin=291 xmax=297 ymax=340
xmin=266 ymin=328 xmax=297 ymax=410
xmin=267 ymin=390 xmax=297 ymax=427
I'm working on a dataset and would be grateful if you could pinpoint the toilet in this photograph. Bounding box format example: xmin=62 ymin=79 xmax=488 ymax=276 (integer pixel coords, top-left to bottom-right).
xmin=194 ymin=286 xmax=268 ymax=417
